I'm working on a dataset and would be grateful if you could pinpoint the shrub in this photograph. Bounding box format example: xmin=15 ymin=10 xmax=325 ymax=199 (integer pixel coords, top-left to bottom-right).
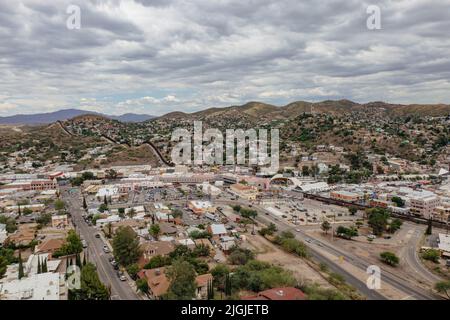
xmin=380 ymin=251 xmax=399 ymax=266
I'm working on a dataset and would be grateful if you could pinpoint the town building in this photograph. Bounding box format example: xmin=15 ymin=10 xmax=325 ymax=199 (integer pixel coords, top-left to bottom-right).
xmin=330 ymin=190 xmax=361 ymax=202
xmin=230 ymin=183 xmax=258 ymax=200
xmin=0 ymin=272 xmax=66 ymax=300
xmin=188 ymin=201 xmax=215 ymax=215
xmin=52 ymin=215 xmax=69 ymax=229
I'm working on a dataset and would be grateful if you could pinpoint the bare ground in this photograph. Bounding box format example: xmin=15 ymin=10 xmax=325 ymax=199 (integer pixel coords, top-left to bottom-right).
xmin=242 ymin=234 xmax=332 ymax=288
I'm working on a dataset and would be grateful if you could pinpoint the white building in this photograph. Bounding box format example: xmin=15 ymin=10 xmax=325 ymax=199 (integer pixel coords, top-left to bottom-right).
xmin=95 ymin=186 xmax=119 ymax=198
xmin=96 ymin=214 xmax=121 ymax=227
xmin=0 ymin=223 xmax=7 ymax=244
xmin=197 ymin=182 xmax=222 ymax=197
xmin=438 ymin=233 xmax=450 ymax=258
xmin=0 ymin=272 xmax=65 ymax=300
xmin=409 ymin=193 xmax=441 ymax=219
xmin=297 ymin=182 xmax=330 ymax=193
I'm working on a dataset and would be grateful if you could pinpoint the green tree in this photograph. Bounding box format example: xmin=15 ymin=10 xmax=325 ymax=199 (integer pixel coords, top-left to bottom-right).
xmin=37 ymin=257 xmax=42 ymax=274
xmin=0 ymin=248 xmax=18 ymax=278
xmin=348 ymin=206 xmax=358 ymax=215
xmin=55 ymin=230 xmax=83 ymax=257
xmin=302 ymin=165 xmax=310 ymax=176
xmin=149 ymin=224 xmax=161 ymax=240
xmin=211 ymin=264 xmax=230 ymax=291
xmin=321 ymin=220 xmax=331 ymax=234
xmin=81 ymin=172 xmax=95 ymax=181
xmin=380 ymin=251 xmax=399 ymax=266
xmin=391 ymin=196 xmax=405 ymax=208
xmin=126 ymin=263 xmax=140 ymax=279
xmin=421 ymin=249 xmax=440 ymax=263
xmin=367 ymin=208 xmax=390 ymax=236
xmin=76 ymin=253 xmax=82 ymax=268
xmin=136 ymin=278 xmax=149 ymax=294
xmin=127 ymin=208 xmax=136 ymax=219
xmin=172 ymin=209 xmax=183 ymax=218
xmin=435 ymin=280 xmax=450 ymax=299
xmin=54 ymin=199 xmax=65 ymax=211
xmin=112 ymin=226 xmax=141 ymax=267
xmin=23 ymin=207 xmax=33 ymax=215
xmin=0 ymin=215 xmax=17 ymax=233
xmin=165 ymin=259 xmax=197 ymax=300
xmin=18 ymin=251 xmax=24 ymax=279
xmin=42 ymin=258 xmax=48 ymax=273
xmin=83 ymin=197 xmax=87 ymax=210
xmin=425 ymin=218 xmax=433 ymax=235
xmin=69 ymin=263 xmax=110 ymax=300
xmin=144 ymin=255 xmax=172 ymax=269
xmin=240 ymin=208 xmax=257 ymax=219
xmin=106 ymin=169 xmax=118 ymax=180
xmin=36 ymin=213 xmax=52 ymax=227
xmin=259 ymin=223 xmax=278 ymax=236
xmin=389 ymin=218 xmax=403 ymax=233
xmin=335 ymin=226 xmax=358 ymax=239
xmin=224 ymin=273 xmax=232 ymax=296
xmin=228 ymin=247 xmax=255 ymax=265
xmin=98 ymin=203 xmax=108 ymax=213
xmin=207 ymin=279 xmax=214 ymax=300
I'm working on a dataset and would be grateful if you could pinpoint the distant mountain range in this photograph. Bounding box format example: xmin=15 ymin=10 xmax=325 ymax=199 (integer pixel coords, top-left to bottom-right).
xmin=0 ymin=109 xmax=155 ymax=125
xmin=2 ymin=100 xmax=450 ymax=125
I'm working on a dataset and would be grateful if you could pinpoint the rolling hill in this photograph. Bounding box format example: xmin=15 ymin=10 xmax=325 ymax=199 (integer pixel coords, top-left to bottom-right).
xmin=0 ymin=109 xmax=154 ymax=124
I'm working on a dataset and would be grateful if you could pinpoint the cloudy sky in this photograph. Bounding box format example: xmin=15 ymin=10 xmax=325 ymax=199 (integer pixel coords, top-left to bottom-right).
xmin=1 ymin=0 xmax=450 ymax=116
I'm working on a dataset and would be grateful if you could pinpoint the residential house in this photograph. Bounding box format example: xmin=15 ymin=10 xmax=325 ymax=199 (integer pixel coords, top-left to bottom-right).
xmin=207 ymin=224 xmax=228 ymax=241
xmin=51 ymin=215 xmax=69 ymax=229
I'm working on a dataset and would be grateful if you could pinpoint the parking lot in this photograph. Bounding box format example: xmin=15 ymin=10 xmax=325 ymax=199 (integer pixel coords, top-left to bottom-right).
xmin=263 ymin=197 xmax=357 ymax=226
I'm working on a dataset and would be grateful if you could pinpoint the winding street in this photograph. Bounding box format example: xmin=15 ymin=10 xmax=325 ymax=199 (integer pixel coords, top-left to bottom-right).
xmin=400 ymin=226 xmax=444 ymax=285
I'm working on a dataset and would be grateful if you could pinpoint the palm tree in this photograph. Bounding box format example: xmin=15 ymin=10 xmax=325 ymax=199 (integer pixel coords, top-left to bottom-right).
xmin=149 ymin=224 xmax=161 ymax=240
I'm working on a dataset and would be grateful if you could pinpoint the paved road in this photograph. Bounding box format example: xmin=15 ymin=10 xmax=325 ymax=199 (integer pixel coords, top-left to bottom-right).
xmin=402 ymin=226 xmax=443 ymax=285
xmin=248 ymin=201 xmax=440 ymax=300
xmin=62 ymin=187 xmax=140 ymax=300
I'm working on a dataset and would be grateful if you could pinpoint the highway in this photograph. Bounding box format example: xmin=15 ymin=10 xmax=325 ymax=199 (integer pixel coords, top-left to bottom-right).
xmin=62 ymin=187 xmax=140 ymax=300
xmin=248 ymin=201 xmax=441 ymax=300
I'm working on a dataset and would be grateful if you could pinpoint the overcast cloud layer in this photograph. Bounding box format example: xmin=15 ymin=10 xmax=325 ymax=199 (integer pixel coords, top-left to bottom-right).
xmin=1 ymin=0 xmax=450 ymax=116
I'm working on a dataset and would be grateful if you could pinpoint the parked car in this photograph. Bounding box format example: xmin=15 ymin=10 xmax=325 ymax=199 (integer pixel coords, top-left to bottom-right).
xmin=103 ymin=245 xmax=110 ymax=253
xmin=95 ymin=233 xmax=101 ymax=238
xmin=117 ymin=271 xmax=126 ymax=281
xmin=82 ymin=240 xmax=88 ymax=248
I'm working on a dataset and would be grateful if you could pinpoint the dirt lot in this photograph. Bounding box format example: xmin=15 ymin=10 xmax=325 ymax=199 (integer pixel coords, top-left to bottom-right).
xmin=242 ymin=234 xmax=332 ymax=288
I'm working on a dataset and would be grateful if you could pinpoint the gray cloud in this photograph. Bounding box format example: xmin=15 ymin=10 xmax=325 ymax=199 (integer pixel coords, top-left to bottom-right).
xmin=0 ymin=0 xmax=449 ymax=116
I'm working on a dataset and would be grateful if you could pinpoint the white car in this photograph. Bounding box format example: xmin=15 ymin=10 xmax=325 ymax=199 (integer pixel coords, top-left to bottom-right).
xmin=103 ymin=245 xmax=110 ymax=253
